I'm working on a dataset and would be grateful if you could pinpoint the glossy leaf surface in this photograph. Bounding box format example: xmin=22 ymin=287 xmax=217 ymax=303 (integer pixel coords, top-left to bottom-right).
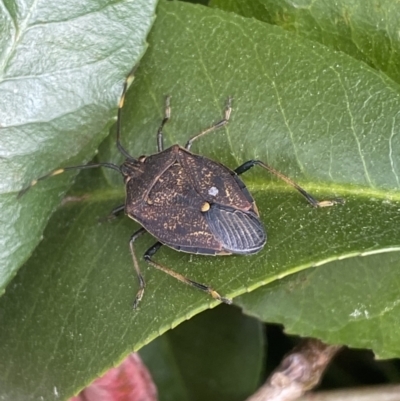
xmin=0 ymin=0 xmax=156 ymax=292
xmin=1 ymin=1 xmax=400 ymax=400
xmin=210 ymin=0 xmax=400 ymax=85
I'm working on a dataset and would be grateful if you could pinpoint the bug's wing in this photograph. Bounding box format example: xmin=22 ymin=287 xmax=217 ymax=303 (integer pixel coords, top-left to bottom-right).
xmin=205 ymin=204 xmax=266 ymax=255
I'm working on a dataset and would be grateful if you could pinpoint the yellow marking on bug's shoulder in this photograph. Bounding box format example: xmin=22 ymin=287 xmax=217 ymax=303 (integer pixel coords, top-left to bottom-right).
xmin=201 ymin=202 xmax=210 ymax=212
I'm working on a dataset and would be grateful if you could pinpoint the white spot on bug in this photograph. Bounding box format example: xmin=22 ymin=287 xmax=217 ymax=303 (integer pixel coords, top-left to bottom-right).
xmin=208 ymin=186 xmax=218 ymax=197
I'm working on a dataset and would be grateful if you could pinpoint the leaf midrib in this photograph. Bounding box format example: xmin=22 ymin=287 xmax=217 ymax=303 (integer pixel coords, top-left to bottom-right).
xmin=64 ymin=181 xmax=400 ymax=205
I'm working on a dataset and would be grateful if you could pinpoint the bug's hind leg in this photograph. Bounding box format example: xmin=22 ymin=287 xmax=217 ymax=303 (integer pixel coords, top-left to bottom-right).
xmin=144 ymin=242 xmax=232 ymax=305
xmin=185 ymin=97 xmax=232 ymax=151
xmin=235 ymin=160 xmax=344 ymax=207
xmin=157 ymin=96 xmax=171 ymax=152
xmin=129 ymin=227 xmax=147 ymax=309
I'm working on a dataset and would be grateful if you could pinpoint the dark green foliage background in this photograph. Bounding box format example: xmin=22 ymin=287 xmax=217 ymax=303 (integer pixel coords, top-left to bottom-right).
xmin=1 ymin=0 xmax=400 ymax=400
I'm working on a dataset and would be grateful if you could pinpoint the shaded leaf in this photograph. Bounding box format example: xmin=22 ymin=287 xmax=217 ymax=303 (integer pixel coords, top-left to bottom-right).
xmin=237 ymin=252 xmax=400 ymax=360
xmin=140 ymin=304 xmax=264 ymax=401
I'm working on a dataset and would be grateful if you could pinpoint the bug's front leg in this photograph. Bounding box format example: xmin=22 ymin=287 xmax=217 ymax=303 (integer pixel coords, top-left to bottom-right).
xmin=129 ymin=228 xmax=147 ymax=309
xmin=156 ymin=96 xmax=171 ymax=152
xmin=185 ymin=97 xmax=232 ymax=151
xmin=99 ymin=204 xmax=125 ymax=223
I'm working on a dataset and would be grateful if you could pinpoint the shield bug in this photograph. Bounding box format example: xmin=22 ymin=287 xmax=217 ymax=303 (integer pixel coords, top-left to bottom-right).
xmin=19 ymin=69 xmax=342 ymax=308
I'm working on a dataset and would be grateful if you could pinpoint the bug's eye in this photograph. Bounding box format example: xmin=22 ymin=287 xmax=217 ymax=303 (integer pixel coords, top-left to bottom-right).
xmin=138 ymin=155 xmax=147 ymax=162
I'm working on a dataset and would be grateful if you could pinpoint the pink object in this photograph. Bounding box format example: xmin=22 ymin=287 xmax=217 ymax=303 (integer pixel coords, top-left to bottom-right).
xmin=70 ymin=353 xmax=158 ymax=401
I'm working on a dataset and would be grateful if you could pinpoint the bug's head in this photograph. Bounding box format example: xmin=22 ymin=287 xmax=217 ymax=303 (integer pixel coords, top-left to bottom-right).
xmin=120 ymin=156 xmax=146 ymax=181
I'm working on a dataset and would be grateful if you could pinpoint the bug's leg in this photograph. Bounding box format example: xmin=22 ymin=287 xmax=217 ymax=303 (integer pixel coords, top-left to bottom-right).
xmin=130 ymin=227 xmax=147 ymax=309
xmin=235 ymin=160 xmax=344 ymax=207
xmin=185 ymin=97 xmax=232 ymax=151
xmin=157 ymin=96 xmax=171 ymax=152
xmin=108 ymin=204 xmax=125 ymax=218
xmin=99 ymin=204 xmax=125 ymax=223
xmin=144 ymin=242 xmax=232 ymax=305
xmin=18 ymin=162 xmax=121 ymax=198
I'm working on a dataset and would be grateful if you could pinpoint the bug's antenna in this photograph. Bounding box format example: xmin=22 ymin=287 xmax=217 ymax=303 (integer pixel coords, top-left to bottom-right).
xmin=18 ymin=66 xmax=140 ymax=198
xmin=18 ymin=162 xmax=121 ymax=198
xmin=116 ymin=66 xmax=138 ymax=160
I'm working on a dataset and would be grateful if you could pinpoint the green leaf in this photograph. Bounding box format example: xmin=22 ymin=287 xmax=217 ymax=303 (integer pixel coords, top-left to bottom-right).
xmin=208 ymin=0 xmax=400 ymax=358
xmin=140 ymin=304 xmax=264 ymax=401
xmin=2 ymin=1 xmax=400 ymax=399
xmin=0 ymin=0 xmax=157 ymax=293
xmin=210 ymin=0 xmax=400 ymax=85
xmin=237 ymin=252 xmax=400 ymax=360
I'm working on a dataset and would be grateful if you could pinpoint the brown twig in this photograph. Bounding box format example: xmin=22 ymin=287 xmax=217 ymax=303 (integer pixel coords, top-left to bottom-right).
xmin=298 ymin=384 xmax=400 ymax=401
xmin=246 ymin=339 xmax=342 ymax=401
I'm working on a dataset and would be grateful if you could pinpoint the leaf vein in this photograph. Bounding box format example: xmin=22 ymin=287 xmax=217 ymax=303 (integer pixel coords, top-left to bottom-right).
xmin=329 ymin=65 xmax=373 ymax=187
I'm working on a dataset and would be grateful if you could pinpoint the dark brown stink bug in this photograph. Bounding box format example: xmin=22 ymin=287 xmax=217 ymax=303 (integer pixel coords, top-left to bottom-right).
xmin=19 ymin=70 xmax=342 ymax=308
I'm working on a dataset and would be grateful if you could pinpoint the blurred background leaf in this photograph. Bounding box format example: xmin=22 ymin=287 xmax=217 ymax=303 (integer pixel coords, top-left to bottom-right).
xmin=140 ymin=304 xmax=264 ymax=401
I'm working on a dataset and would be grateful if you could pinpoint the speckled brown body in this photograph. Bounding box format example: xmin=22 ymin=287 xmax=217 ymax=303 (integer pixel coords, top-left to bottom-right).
xmin=121 ymin=145 xmax=266 ymax=255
